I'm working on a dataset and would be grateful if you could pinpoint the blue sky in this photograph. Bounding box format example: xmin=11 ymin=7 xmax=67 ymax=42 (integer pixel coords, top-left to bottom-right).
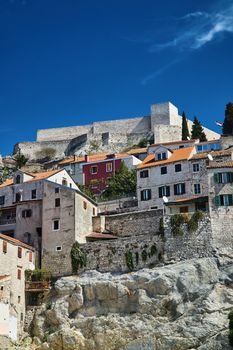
xmin=0 ymin=0 xmax=233 ymax=155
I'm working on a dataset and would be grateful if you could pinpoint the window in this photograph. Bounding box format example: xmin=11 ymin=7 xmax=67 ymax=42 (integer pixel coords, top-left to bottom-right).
xmin=18 ymin=247 xmax=22 ymax=258
xmin=69 ymin=183 xmax=72 ymax=188
xmin=62 ymin=178 xmax=68 ymax=186
xmin=31 ymin=189 xmax=37 ymax=199
xmin=53 ymin=220 xmax=60 ymax=231
xmin=175 ymin=164 xmax=182 ymax=172
xmin=215 ymin=194 xmax=233 ymax=206
xmin=197 ymin=144 xmax=208 ymax=152
xmin=174 ymin=183 xmax=186 ymax=195
xmin=56 ymin=246 xmax=62 ymax=252
xmin=93 ymin=208 xmax=96 ymax=216
xmin=194 ymin=183 xmax=201 ymax=194
xmin=90 ymin=166 xmax=98 ymax=174
xmin=55 ymin=198 xmax=60 ymax=207
xmin=2 ymin=241 xmax=7 ymax=253
xmin=15 ymin=175 xmax=21 ymax=184
xmin=157 ymin=152 xmax=167 ymax=161
xmin=140 ymin=189 xmax=151 ymax=201
xmin=15 ymin=192 xmax=22 ymax=203
xmin=29 ymin=251 xmax=33 ymax=262
xmin=55 ymin=187 xmax=60 ymax=194
xmin=210 ymin=143 xmax=220 ymax=151
xmin=161 ymin=167 xmax=167 ymax=175
xmin=18 ymin=296 xmax=21 ymax=303
xmin=22 ymin=209 xmax=32 ymax=218
xmin=158 ymin=186 xmax=170 ymax=198
xmin=17 ymin=269 xmax=21 ymax=280
xmin=193 ymin=163 xmax=200 ymax=172
xmin=106 ymin=163 xmax=112 ymax=172
xmin=0 ymin=196 xmax=5 ymax=205
xmin=214 ymin=172 xmax=233 ymax=184
xmin=83 ymin=201 xmax=87 ymax=210
xmin=140 ymin=170 xmax=149 ymax=178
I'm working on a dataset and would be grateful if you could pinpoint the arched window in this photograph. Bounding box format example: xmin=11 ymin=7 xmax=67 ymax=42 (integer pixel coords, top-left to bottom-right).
xmin=15 ymin=175 xmax=21 ymax=184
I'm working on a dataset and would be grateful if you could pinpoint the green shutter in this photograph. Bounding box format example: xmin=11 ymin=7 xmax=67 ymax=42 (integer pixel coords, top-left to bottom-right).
xmin=214 ymin=196 xmax=220 ymax=206
xmin=214 ymin=173 xmax=219 ymax=183
xmin=229 ymin=195 xmax=233 ymax=206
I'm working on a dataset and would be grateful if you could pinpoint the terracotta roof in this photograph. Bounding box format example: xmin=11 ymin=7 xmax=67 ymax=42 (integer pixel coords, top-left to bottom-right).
xmin=0 ymin=169 xmax=63 ymax=188
xmin=149 ymin=139 xmax=198 ymax=148
xmin=86 ymin=232 xmax=118 ymax=240
xmin=137 ymin=146 xmax=195 ymax=169
xmin=0 ymin=275 xmax=11 ymax=281
xmin=207 ymin=161 xmax=233 ymax=169
xmin=190 ymin=149 xmax=232 ymax=160
xmin=59 ymin=152 xmax=131 ymax=165
xmin=0 ymin=233 xmax=34 ymax=250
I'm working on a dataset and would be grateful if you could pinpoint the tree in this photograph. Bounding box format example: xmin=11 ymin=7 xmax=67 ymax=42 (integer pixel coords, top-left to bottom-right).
xmin=103 ymin=162 xmax=136 ymax=198
xmin=191 ymin=117 xmax=207 ymax=141
xmin=222 ymin=102 xmax=233 ymax=135
xmin=14 ymin=153 xmax=28 ymax=169
xmin=181 ymin=111 xmax=190 ymax=140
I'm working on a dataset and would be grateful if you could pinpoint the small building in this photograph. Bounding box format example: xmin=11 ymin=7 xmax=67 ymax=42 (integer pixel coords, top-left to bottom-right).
xmin=59 ymin=152 xmax=141 ymax=195
xmin=0 ymin=234 xmax=35 ymax=340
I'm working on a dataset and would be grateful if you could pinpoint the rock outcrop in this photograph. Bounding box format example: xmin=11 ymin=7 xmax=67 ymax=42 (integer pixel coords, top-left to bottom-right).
xmin=22 ymin=257 xmax=233 ymax=349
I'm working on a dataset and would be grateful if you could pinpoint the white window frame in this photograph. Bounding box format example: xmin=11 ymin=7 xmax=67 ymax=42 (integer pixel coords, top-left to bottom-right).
xmin=56 ymin=246 xmax=62 ymax=252
xmin=52 ymin=219 xmax=60 ymax=231
xmin=193 ymin=163 xmax=200 ymax=172
xmin=194 ymin=183 xmax=201 ymax=195
xmin=91 ymin=166 xmax=98 ymax=174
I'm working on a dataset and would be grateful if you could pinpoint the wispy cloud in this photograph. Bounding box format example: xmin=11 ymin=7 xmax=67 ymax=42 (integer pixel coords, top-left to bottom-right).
xmin=150 ymin=4 xmax=233 ymax=52
xmin=141 ymin=1 xmax=233 ymax=84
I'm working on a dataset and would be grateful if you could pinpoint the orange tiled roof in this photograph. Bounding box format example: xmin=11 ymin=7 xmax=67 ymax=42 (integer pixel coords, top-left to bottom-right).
xmin=0 ymin=169 xmax=63 ymax=188
xmin=190 ymin=149 xmax=232 ymax=160
xmin=0 ymin=233 xmax=34 ymax=250
xmin=137 ymin=146 xmax=195 ymax=169
xmin=58 ymin=152 xmax=131 ymax=165
xmin=127 ymin=147 xmax=147 ymax=155
xmin=207 ymin=161 xmax=233 ymax=169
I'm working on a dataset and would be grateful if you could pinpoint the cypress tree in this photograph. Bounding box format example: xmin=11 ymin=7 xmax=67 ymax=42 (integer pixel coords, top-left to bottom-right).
xmin=222 ymin=102 xmax=233 ymax=135
xmin=191 ymin=116 xmax=207 ymax=142
xmin=181 ymin=111 xmax=190 ymax=140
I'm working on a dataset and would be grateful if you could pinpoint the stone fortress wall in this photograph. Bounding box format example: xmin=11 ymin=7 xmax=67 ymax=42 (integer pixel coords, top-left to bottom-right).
xmin=14 ymin=101 xmax=219 ymax=160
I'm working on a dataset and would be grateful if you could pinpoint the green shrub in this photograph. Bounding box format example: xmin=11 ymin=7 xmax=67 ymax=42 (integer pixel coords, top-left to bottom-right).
xmin=170 ymin=214 xmax=184 ymax=236
xmin=150 ymin=245 xmax=157 ymax=256
xmin=141 ymin=250 xmax=148 ymax=262
xmin=187 ymin=211 xmax=204 ymax=233
xmin=70 ymin=242 xmax=87 ymax=273
xmin=125 ymin=251 xmax=134 ymax=271
xmin=159 ymin=217 xmax=165 ymax=236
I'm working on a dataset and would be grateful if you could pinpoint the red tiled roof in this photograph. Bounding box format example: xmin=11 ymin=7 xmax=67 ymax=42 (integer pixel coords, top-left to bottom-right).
xmin=137 ymin=147 xmax=195 ymax=169
xmin=0 ymin=233 xmax=34 ymax=250
xmin=59 ymin=152 xmax=131 ymax=165
xmin=207 ymin=161 xmax=233 ymax=169
xmin=191 ymin=149 xmax=232 ymax=160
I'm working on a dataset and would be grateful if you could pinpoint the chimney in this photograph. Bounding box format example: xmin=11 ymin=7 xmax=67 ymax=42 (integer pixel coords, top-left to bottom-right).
xmin=85 ymin=155 xmax=89 ymax=162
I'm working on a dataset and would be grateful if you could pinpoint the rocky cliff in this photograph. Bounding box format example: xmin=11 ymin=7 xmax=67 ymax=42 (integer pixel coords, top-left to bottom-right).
xmin=18 ymin=257 xmax=233 ymax=349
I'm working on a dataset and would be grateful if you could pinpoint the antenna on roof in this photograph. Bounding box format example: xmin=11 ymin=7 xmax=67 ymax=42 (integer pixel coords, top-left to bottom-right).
xmin=208 ymin=154 xmax=213 ymax=161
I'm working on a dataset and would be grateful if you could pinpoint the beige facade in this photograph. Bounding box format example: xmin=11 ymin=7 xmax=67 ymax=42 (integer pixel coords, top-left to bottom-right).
xmin=0 ymin=169 xmax=98 ymax=276
xmin=0 ymin=234 xmax=35 ymax=340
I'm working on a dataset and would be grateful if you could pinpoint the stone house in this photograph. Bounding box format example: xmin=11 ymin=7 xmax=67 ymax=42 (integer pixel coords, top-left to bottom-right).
xmin=0 ymin=233 xmax=35 ymax=340
xmin=0 ymin=169 xmax=98 ymax=276
xmin=137 ymin=142 xmax=232 ymax=213
xmin=58 ymin=152 xmax=141 ymax=195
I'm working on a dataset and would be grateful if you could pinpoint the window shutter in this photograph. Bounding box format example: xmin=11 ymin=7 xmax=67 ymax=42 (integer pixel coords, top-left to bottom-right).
xmin=159 ymin=187 xmax=162 ymax=198
xmin=166 ymin=186 xmax=170 ymax=197
xmin=214 ymin=173 xmax=219 ymax=183
xmin=214 ymin=196 xmax=220 ymax=206
xmin=182 ymin=183 xmax=185 ymax=194
xmin=174 ymin=184 xmax=177 ymax=195
xmin=229 ymin=195 xmax=233 ymax=206
xmin=148 ymin=190 xmax=151 ymax=200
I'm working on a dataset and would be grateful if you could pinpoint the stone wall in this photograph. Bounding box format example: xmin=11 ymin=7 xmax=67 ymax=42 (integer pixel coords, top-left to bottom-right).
xmin=80 ymin=233 xmax=164 ymax=273
xmin=164 ymin=214 xmax=214 ymax=261
xmin=103 ymin=209 xmax=163 ymax=237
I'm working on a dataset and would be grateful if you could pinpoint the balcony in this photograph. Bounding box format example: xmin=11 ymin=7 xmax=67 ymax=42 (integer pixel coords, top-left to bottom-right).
xmin=25 ymin=280 xmax=51 ymax=291
xmin=0 ymin=217 xmax=16 ymax=225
